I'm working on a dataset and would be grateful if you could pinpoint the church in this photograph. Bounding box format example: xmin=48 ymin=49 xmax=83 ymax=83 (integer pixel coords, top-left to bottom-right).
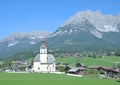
xmin=32 ymin=38 xmax=56 ymax=72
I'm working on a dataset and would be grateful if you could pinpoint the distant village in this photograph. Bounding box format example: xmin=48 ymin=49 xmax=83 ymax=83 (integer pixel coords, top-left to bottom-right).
xmin=0 ymin=38 xmax=120 ymax=80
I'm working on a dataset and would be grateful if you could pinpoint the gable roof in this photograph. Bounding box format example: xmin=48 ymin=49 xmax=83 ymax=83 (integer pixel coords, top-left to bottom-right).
xmin=68 ymin=67 xmax=85 ymax=72
xmin=47 ymin=54 xmax=55 ymax=63
xmin=33 ymin=54 xmax=40 ymax=62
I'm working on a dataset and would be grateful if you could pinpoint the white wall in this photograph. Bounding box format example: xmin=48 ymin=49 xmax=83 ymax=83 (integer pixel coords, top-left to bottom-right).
xmin=32 ymin=62 xmax=56 ymax=72
xmin=40 ymin=54 xmax=47 ymax=63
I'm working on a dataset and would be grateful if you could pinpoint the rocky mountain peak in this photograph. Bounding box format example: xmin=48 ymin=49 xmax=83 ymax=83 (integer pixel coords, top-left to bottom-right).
xmin=53 ymin=19 xmax=102 ymax=38
xmin=1 ymin=31 xmax=52 ymax=43
xmin=61 ymin=10 xmax=120 ymax=32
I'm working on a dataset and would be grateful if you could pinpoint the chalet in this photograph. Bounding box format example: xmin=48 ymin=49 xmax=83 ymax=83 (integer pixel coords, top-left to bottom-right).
xmin=89 ymin=66 xmax=120 ymax=79
xmin=102 ymin=67 xmax=119 ymax=79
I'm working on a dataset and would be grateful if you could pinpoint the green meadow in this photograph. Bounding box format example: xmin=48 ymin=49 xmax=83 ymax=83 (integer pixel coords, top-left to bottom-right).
xmin=1 ymin=56 xmax=119 ymax=85
xmin=56 ymin=56 xmax=120 ymax=66
xmin=28 ymin=56 xmax=120 ymax=66
xmin=0 ymin=72 xmax=119 ymax=85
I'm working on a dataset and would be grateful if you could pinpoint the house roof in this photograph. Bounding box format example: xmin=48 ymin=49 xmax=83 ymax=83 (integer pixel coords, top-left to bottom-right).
xmin=88 ymin=66 xmax=120 ymax=73
xmin=102 ymin=67 xmax=119 ymax=73
xmin=33 ymin=54 xmax=55 ymax=63
xmin=68 ymin=67 xmax=85 ymax=72
xmin=88 ymin=66 xmax=100 ymax=69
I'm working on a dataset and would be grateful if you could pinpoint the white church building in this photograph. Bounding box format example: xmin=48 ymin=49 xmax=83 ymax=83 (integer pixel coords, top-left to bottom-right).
xmin=32 ymin=38 xmax=56 ymax=72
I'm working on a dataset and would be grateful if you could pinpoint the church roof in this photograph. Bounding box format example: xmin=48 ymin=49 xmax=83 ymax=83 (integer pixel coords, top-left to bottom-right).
xmin=33 ymin=54 xmax=40 ymax=62
xmin=47 ymin=54 xmax=55 ymax=63
xmin=33 ymin=54 xmax=55 ymax=63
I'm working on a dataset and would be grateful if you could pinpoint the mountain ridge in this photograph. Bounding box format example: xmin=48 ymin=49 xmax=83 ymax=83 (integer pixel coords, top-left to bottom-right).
xmin=62 ymin=10 xmax=120 ymax=32
xmin=0 ymin=10 xmax=120 ymax=58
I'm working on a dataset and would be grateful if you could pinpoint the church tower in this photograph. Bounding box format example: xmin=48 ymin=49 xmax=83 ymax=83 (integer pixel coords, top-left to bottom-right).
xmin=40 ymin=38 xmax=47 ymax=63
xmin=32 ymin=38 xmax=56 ymax=72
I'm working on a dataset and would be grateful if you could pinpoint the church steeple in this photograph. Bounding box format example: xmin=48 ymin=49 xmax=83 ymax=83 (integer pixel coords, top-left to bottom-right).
xmin=40 ymin=38 xmax=47 ymax=49
xmin=32 ymin=37 xmax=56 ymax=72
xmin=40 ymin=38 xmax=47 ymax=54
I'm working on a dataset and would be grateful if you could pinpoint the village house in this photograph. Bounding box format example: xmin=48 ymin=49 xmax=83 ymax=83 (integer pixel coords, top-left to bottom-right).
xmin=65 ymin=63 xmax=120 ymax=79
xmin=68 ymin=67 xmax=85 ymax=75
xmin=32 ymin=38 xmax=56 ymax=72
xmin=88 ymin=66 xmax=120 ymax=79
xmin=67 ymin=62 xmax=85 ymax=75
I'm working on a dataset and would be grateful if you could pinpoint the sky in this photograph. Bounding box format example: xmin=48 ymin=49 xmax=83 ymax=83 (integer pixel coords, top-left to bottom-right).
xmin=0 ymin=0 xmax=120 ymax=39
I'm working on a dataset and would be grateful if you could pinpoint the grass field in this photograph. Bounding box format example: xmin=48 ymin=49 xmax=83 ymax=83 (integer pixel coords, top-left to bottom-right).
xmin=56 ymin=56 xmax=120 ymax=66
xmin=0 ymin=72 xmax=119 ymax=85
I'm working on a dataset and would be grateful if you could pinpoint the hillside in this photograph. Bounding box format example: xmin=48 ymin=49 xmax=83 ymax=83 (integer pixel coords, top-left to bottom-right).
xmin=26 ymin=56 xmax=120 ymax=67
xmin=56 ymin=56 xmax=120 ymax=67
